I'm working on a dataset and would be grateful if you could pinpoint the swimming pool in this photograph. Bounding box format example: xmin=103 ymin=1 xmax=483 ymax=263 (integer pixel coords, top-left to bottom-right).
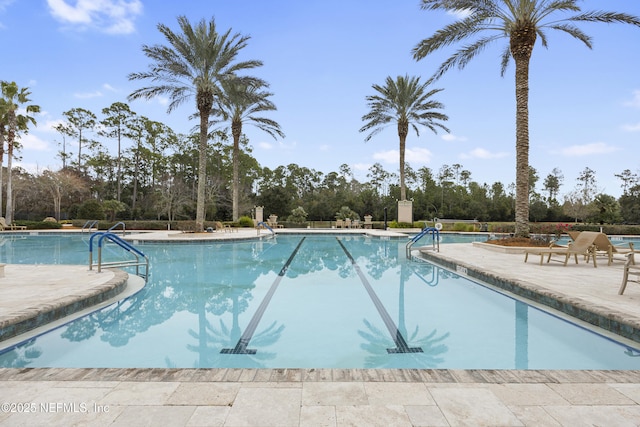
xmin=1 ymin=233 xmax=639 ymax=369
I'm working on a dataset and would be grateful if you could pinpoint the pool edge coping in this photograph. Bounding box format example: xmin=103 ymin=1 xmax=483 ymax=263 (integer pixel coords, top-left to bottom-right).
xmin=417 ymin=250 xmax=640 ymax=344
xmin=2 ymin=367 xmax=640 ymax=384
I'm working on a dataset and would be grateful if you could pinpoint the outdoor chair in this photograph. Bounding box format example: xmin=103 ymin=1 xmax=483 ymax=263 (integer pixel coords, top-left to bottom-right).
xmin=524 ymin=231 xmax=599 ymax=267
xmin=619 ymin=251 xmax=640 ymax=295
xmin=0 ymin=217 xmax=26 ymax=231
xmin=592 ymin=233 xmax=635 ymax=266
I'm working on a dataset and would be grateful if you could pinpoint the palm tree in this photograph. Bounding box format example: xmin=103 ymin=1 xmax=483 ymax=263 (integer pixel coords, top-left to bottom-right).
xmin=212 ymin=80 xmax=284 ymax=221
xmin=412 ymin=0 xmax=640 ymax=237
xmin=360 ymin=75 xmax=449 ymax=201
xmin=0 ymin=81 xmax=40 ymax=224
xmin=128 ymin=16 xmax=263 ymax=232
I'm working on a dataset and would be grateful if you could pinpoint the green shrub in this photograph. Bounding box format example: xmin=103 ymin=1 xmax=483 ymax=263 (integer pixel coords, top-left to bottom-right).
xmin=237 ymin=216 xmax=254 ymax=227
xmin=77 ymin=199 xmax=105 ymax=220
xmin=388 ymin=221 xmax=413 ymax=228
xmin=16 ymin=221 xmax=62 ymax=230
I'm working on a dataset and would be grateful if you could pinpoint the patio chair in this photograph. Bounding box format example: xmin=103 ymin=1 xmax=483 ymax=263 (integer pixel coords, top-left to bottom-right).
xmin=619 ymin=251 xmax=640 ymax=295
xmin=0 ymin=217 xmax=26 ymax=231
xmin=524 ymin=231 xmax=599 ymax=267
xmin=592 ymin=233 xmax=635 ymax=266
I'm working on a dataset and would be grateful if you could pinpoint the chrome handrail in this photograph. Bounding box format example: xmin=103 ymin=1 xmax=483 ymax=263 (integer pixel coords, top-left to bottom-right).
xmin=81 ymin=220 xmax=99 ymax=232
xmin=256 ymin=221 xmax=275 ymax=235
xmin=406 ymin=227 xmax=440 ymax=259
xmin=89 ymin=231 xmax=148 ymax=280
xmin=108 ymin=221 xmax=126 ymax=236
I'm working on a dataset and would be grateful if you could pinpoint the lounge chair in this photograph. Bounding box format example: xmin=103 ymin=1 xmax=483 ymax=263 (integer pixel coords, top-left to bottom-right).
xmin=592 ymin=233 xmax=635 ymax=266
xmin=0 ymin=217 xmax=26 ymax=230
xmin=619 ymin=251 xmax=640 ymax=295
xmin=335 ymin=219 xmax=344 ymax=229
xmin=523 ymin=231 xmax=599 ymax=267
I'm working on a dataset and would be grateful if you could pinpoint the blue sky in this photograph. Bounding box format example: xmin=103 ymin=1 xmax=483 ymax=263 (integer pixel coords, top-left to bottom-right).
xmin=2 ymin=0 xmax=639 ymax=199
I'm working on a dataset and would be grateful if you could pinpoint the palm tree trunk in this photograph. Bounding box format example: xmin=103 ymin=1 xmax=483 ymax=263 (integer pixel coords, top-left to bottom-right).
xmin=5 ymin=140 xmax=13 ymax=224
xmin=116 ymin=128 xmax=122 ymax=202
xmin=195 ymin=112 xmax=208 ymax=232
xmin=398 ymin=120 xmax=408 ymax=201
xmin=511 ymin=27 xmax=535 ymax=238
xmin=513 ymin=56 xmax=530 ymax=238
xmin=232 ymin=119 xmax=242 ymax=222
xmin=195 ymin=90 xmax=213 ymax=232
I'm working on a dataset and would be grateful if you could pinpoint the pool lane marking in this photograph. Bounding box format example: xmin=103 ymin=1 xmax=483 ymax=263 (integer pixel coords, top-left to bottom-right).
xmin=221 ymin=237 xmax=306 ymax=355
xmin=336 ymin=238 xmax=423 ymax=354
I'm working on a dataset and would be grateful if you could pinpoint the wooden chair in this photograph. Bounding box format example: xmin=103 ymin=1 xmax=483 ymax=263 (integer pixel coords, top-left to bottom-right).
xmin=619 ymin=251 xmax=640 ymax=295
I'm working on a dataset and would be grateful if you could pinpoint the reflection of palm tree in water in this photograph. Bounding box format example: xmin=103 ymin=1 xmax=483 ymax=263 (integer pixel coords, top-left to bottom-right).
xmin=188 ymin=289 xmax=284 ymax=368
xmin=0 ymin=339 xmax=42 ymax=367
xmin=359 ymin=260 xmax=449 ymax=368
xmin=185 ymin=241 xmax=290 ymax=368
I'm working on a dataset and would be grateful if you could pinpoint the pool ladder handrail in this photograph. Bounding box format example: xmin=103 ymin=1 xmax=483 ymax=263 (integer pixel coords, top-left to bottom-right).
xmin=107 ymin=221 xmax=126 ymax=236
xmin=82 ymin=220 xmax=99 ymax=232
xmin=256 ymin=221 xmax=275 ymax=235
xmin=406 ymin=227 xmax=440 ymax=259
xmin=89 ymin=231 xmax=149 ymax=280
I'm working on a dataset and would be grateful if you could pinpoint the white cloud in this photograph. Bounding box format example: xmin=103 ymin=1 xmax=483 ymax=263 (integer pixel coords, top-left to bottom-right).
xmin=16 ymin=133 xmax=52 ymax=152
xmin=441 ymin=133 xmax=468 ymax=142
xmin=460 ymin=147 xmax=509 ymax=160
xmin=373 ymin=147 xmax=432 ymax=165
xmin=74 ymin=90 xmax=103 ymax=99
xmin=0 ymin=0 xmax=16 ymax=11
xmin=447 ymin=9 xmax=472 ymax=20
xmin=258 ymin=140 xmax=297 ymax=151
xmin=318 ymin=144 xmax=330 ymax=152
xmin=624 ymin=89 xmax=640 ymax=108
xmin=352 ymin=162 xmax=371 ymax=172
xmin=102 ymin=83 xmax=118 ymax=92
xmin=373 ymin=149 xmax=398 ymax=164
xmin=41 ymin=118 xmax=67 ymax=132
xmin=15 ymin=162 xmax=56 ymax=174
xmin=556 ymin=142 xmax=619 ymax=156
xmin=406 ymin=147 xmax=433 ymax=163
xmin=622 ymin=122 xmax=640 ymax=132
xmin=47 ymin=0 xmax=143 ymax=34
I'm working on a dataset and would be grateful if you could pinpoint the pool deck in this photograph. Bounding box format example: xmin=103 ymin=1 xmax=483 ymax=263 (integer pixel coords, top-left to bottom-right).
xmin=1 ymin=229 xmax=640 ymax=426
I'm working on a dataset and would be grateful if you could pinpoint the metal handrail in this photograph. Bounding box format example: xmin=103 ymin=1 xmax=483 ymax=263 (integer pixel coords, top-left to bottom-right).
xmin=81 ymin=220 xmax=99 ymax=232
xmin=406 ymin=227 xmax=440 ymax=259
xmin=89 ymin=231 xmax=148 ymax=280
xmin=256 ymin=221 xmax=275 ymax=235
xmin=108 ymin=221 xmax=126 ymax=236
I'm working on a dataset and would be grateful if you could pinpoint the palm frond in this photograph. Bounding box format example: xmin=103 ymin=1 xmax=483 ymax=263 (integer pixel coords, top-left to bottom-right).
xmin=547 ymin=23 xmax=593 ymax=48
xmin=430 ymin=34 xmax=503 ymax=80
xmin=413 ymin=15 xmax=487 ymax=60
xmin=499 ymin=45 xmax=511 ymax=76
xmin=569 ymin=11 xmax=640 ymax=27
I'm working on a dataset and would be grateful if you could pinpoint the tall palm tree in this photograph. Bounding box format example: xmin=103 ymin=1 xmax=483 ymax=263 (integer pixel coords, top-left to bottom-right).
xmin=360 ymin=75 xmax=449 ymax=201
xmin=0 ymin=81 xmax=40 ymax=224
xmin=212 ymin=80 xmax=284 ymax=221
xmin=128 ymin=16 xmax=262 ymax=231
xmin=413 ymin=0 xmax=640 ymax=237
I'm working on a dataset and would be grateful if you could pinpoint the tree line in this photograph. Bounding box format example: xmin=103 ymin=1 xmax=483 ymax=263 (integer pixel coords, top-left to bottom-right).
xmin=3 ymin=102 xmax=640 ymax=226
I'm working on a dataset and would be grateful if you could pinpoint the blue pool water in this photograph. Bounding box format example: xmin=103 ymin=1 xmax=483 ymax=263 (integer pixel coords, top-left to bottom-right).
xmin=1 ymin=233 xmax=639 ymax=369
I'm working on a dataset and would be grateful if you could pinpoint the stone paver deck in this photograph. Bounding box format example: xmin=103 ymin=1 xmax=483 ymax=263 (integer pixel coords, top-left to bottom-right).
xmin=1 ymin=230 xmax=640 ymax=426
